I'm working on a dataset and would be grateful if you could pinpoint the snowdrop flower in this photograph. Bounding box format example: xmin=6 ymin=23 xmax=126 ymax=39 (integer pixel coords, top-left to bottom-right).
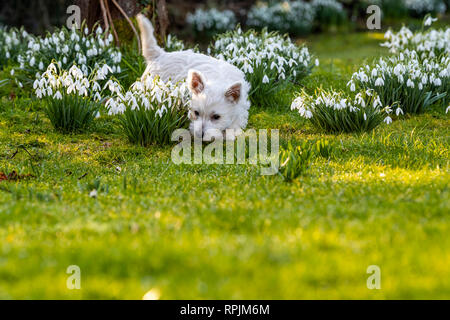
xmin=421 ymin=74 xmax=428 ymax=84
xmin=424 ymin=16 xmax=438 ymax=27
xmin=375 ymin=77 xmax=384 ymax=86
xmin=348 ymin=80 xmax=356 ymax=92
xmin=384 ymin=116 xmax=392 ymax=124
xmin=89 ymin=189 xmax=98 ymax=198
xmin=406 ymin=79 xmax=415 ymax=88
xmin=262 ymin=75 xmax=270 ymax=84
xmin=396 ymin=107 xmax=404 ymax=116
xmin=53 ymin=91 xmax=62 ymax=100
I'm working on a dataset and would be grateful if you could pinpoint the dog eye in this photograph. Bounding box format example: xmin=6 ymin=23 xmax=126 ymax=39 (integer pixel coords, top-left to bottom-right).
xmin=212 ymin=114 xmax=221 ymax=120
xmin=194 ymin=111 xmax=199 ymax=116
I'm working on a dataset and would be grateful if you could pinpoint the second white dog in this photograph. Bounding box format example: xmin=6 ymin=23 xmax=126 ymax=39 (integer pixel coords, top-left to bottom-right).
xmin=136 ymin=14 xmax=250 ymax=141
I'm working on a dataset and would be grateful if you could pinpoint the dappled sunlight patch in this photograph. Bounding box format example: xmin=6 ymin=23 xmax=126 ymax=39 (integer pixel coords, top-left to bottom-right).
xmin=142 ymin=288 xmax=161 ymax=300
xmin=367 ymin=32 xmax=385 ymax=40
xmin=330 ymin=163 xmax=445 ymax=184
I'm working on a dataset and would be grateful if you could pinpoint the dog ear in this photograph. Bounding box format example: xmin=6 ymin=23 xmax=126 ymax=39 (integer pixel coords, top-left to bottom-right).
xmin=225 ymin=82 xmax=242 ymax=103
xmin=187 ymin=70 xmax=205 ymax=95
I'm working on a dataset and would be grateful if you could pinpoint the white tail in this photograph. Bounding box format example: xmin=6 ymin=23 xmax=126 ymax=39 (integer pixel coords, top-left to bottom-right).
xmin=136 ymin=14 xmax=163 ymax=61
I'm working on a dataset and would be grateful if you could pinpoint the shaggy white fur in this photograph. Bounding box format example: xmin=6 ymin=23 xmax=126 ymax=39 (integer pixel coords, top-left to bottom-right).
xmin=136 ymin=14 xmax=250 ymax=141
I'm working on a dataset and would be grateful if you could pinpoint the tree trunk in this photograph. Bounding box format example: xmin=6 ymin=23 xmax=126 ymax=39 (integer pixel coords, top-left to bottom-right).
xmin=74 ymin=0 xmax=142 ymax=30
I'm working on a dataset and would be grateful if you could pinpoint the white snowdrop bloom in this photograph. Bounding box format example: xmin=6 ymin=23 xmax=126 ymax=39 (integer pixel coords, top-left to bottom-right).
xmin=75 ymin=44 xmax=80 ymax=51
xmin=446 ymin=106 xmax=450 ymax=114
xmin=30 ymin=57 xmax=35 ymax=67
xmin=305 ymin=110 xmax=313 ymax=119
xmin=424 ymin=16 xmax=438 ymax=27
xmin=348 ymin=80 xmax=356 ymax=92
xmin=84 ymin=27 xmax=89 ymax=35
xmin=89 ymin=189 xmax=98 ymax=198
xmin=406 ymin=79 xmax=415 ymax=88
xmin=270 ymin=61 xmax=277 ymax=70
xmin=10 ymin=69 xmax=15 ymax=76
xmin=262 ymin=75 xmax=270 ymax=84
xmin=433 ymin=78 xmax=442 ymax=86
xmin=421 ymin=75 xmax=428 ymax=84
xmin=375 ymin=77 xmax=384 ymax=86
xmin=39 ymin=61 xmax=44 ymax=70
xmin=384 ymin=116 xmax=392 ymax=124
xmin=396 ymin=107 xmax=404 ymax=116
xmin=53 ymin=91 xmax=62 ymax=100
xmin=315 ymin=59 xmax=319 ymax=66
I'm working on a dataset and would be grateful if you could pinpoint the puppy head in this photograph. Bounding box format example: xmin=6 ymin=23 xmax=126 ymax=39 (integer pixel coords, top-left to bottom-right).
xmin=187 ymin=69 xmax=245 ymax=141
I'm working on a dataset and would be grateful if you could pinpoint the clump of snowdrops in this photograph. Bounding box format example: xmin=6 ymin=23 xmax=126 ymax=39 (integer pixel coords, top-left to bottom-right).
xmin=0 ymin=27 xmax=31 ymax=68
xmin=291 ymin=88 xmax=392 ymax=133
xmin=210 ymin=27 xmax=317 ymax=108
xmin=186 ymin=8 xmax=237 ymax=35
xmin=106 ymin=74 xmax=190 ymax=146
xmin=34 ymin=63 xmax=113 ymax=133
xmin=18 ymin=24 xmax=122 ymax=84
xmin=402 ymin=0 xmax=446 ymax=17
xmin=348 ymin=49 xmax=449 ymax=113
xmin=381 ymin=16 xmax=450 ymax=58
xmin=247 ymin=0 xmax=315 ymax=35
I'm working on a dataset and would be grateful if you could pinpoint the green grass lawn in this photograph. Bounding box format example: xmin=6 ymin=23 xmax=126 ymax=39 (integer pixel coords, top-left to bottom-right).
xmin=0 ymin=31 xmax=449 ymax=299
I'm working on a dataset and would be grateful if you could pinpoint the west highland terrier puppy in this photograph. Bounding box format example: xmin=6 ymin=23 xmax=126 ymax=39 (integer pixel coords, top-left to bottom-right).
xmin=136 ymin=14 xmax=250 ymax=141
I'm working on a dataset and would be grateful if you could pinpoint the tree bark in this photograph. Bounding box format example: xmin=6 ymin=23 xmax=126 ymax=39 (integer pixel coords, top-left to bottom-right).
xmin=74 ymin=0 xmax=142 ymax=30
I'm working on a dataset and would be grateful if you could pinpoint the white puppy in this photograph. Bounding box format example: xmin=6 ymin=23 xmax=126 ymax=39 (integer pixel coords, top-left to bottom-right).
xmin=136 ymin=14 xmax=250 ymax=141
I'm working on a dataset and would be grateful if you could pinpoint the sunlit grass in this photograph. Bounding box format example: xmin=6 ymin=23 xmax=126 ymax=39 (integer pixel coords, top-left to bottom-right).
xmin=0 ymin=31 xmax=449 ymax=299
